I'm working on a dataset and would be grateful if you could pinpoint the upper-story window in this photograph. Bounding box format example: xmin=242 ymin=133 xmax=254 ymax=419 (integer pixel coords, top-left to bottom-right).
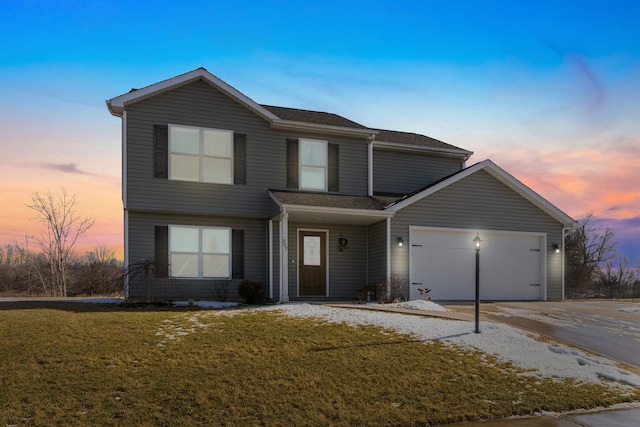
xmin=300 ymin=138 xmax=328 ymax=191
xmin=287 ymin=138 xmax=339 ymax=192
xmin=169 ymin=124 xmax=233 ymax=184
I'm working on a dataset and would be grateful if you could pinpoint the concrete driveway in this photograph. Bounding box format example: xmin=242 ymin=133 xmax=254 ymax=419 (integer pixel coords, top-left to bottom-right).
xmin=446 ymin=300 xmax=640 ymax=370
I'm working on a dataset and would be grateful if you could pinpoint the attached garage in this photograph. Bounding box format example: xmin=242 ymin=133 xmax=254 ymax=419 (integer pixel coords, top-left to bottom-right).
xmin=409 ymin=227 xmax=546 ymax=301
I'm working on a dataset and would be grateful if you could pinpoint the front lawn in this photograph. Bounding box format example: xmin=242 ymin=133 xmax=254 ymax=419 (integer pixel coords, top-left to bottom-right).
xmin=1 ymin=302 xmax=638 ymax=426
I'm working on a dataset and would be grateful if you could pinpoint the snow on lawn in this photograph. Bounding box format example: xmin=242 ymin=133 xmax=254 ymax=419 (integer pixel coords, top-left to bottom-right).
xmin=382 ymin=299 xmax=450 ymax=312
xmin=259 ymin=303 xmax=640 ymax=389
xmin=173 ymin=301 xmax=240 ymax=309
xmin=619 ymin=306 xmax=640 ymax=314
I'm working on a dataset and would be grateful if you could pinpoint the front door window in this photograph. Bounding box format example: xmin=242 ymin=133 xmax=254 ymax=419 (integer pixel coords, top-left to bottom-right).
xmin=299 ymin=231 xmax=327 ymax=296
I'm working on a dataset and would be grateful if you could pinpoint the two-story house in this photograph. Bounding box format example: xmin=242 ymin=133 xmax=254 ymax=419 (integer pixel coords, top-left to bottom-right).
xmin=107 ymin=68 xmax=575 ymax=302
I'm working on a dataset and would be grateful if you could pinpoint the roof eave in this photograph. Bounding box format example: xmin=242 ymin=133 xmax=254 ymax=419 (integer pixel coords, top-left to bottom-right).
xmin=271 ymin=120 xmax=378 ymax=139
xmin=280 ymin=203 xmax=394 ymax=217
xmin=373 ymin=140 xmax=473 ymax=159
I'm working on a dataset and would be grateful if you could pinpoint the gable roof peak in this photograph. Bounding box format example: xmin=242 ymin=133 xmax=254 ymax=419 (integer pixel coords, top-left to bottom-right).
xmin=106 ymin=67 xmax=280 ymax=122
xmin=387 ymin=158 xmax=575 ymax=227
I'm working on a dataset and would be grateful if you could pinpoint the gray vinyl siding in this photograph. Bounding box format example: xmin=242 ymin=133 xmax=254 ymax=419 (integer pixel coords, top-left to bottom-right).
xmin=373 ymin=149 xmax=463 ymax=195
xmin=287 ymin=223 xmax=367 ymax=299
xmin=125 ymin=80 xmax=369 ymax=219
xmin=127 ymin=211 xmax=267 ymax=300
xmin=367 ymin=220 xmax=388 ymax=286
xmin=390 ymin=170 xmax=565 ymax=300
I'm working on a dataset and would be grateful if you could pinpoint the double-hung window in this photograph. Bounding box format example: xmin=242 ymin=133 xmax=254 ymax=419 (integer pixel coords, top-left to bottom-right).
xmin=169 ymin=124 xmax=233 ymax=184
xmin=299 ymin=138 xmax=328 ymax=191
xmin=169 ymin=225 xmax=231 ymax=278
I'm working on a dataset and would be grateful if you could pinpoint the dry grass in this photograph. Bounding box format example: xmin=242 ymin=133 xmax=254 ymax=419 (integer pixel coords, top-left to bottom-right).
xmin=1 ymin=301 xmax=638 ymax=426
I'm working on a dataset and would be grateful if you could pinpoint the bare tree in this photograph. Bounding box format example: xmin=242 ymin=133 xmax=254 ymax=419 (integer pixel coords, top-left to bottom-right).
xmin=565 ymin=213 xmax=617 ymax=293
xmin=77 ymin=244 xmax=124 ymax=296
xmin=598 ymin=256 xmax=639 ymax=298
xmin=26 ymin=189 xmax=94 ymax=297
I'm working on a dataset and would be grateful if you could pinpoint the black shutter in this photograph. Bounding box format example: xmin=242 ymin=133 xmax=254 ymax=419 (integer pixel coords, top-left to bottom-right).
xmin=286 ymin=139 xmax=299 ymax=189
xmin=154 ymin=226 xmax=169 ymax=278
xmin=233 ymin=133 xmax=246 ymax=185
xmin=328 ymin=143 xmax=339 ymax=192
xmin=232 ymin=230 xmax=244 ymax=279
xmin=154 ymin=125 xmax=168 ymax=178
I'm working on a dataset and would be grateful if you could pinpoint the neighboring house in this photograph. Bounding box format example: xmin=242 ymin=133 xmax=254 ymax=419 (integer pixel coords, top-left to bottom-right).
xmin=107 ymin=68 xmax=576 ymax=302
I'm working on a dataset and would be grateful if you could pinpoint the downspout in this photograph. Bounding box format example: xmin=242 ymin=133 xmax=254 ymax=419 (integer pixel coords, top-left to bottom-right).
xmin=268 ymin=219 xmax=273 ymax=300
xmin=368 ymin=133 xmax=376 ymax=197
xmin=122 ymin=111 xmax=129 ymax=299
xmin=561 ymin=226 xmax=573 ymax=300
xmin=386 ymin=217 xmax=391 ymax=296
xmin=280 ymin=210 xmax=289 ymax=303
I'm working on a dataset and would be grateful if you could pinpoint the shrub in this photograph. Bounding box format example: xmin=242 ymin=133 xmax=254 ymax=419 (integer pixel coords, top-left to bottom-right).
xmin=213 ymin=279 xmax=232 ymax=302
xmin=376 ymin=274 xmax=404 ymax=304
xmin=238 ymin=279 xmax=265 ymax=304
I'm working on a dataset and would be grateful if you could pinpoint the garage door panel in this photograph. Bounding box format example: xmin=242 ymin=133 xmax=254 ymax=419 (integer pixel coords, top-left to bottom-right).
xmin=410 ymin=229 xmax=543 ymax=301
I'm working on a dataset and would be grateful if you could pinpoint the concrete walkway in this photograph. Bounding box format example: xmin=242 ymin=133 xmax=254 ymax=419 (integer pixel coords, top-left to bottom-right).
xmin=326 ymin=301 xmax=474 ymax=321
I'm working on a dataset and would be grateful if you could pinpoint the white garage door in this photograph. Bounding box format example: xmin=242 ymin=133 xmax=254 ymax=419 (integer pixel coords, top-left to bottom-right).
xmin=409 ymin=228 xmax=544 ymax=301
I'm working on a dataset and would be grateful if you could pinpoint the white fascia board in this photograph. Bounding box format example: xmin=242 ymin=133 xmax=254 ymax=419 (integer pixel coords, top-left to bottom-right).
xmin=388 ymin=159 xmax=576 ymax=227
xmin=271 ymin=120 xmax=378 ymax=139
xmin=268 ymin=192 xmax=393 ymax=220
xmin=373 ymin=140 xmax=473 ymax=159
xmin=106 ymin=68 xmax=280 ymax=122
xmin=282 ymin=203 xmax=394 ymax=219
xmin=269 ymin=191 xmax=285 ymax=212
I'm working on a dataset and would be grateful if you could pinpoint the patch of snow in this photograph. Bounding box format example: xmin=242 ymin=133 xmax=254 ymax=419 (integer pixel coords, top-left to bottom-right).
xmin=247 ymin=303 xmax=640 ymax=388
xmin=618 ymin=306 xmax=640 ymax=314
xmin=172 ymin=301 xmax=239 ymax=309
xmin=382 ymin=300 xmax=450 ymax=312
xmin=74 ymin=297 xmax=125 ymax=304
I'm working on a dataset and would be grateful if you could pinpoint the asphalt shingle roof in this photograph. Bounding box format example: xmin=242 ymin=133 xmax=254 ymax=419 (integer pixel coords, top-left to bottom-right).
xmin=261 ymin=105 xmax=468 ymax=153
xmin=373 ymin=129 xmax=463 ymax=151
xmin=271 ymin=190 xmax=399 ymax=210
xmin=261 ymin=105 xmax=369 ymax=130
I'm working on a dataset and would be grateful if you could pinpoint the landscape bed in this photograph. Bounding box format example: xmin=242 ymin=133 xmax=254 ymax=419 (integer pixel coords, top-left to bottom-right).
xmin=1 ymin=300 xmax=639 ymax=426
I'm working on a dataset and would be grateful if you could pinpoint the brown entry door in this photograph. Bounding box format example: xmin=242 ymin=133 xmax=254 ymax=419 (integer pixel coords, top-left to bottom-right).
xmin=299 ymin=231 xmax=327 ymax=297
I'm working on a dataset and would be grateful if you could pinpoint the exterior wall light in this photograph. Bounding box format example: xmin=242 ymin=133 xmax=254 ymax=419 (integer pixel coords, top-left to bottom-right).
xmin=397 ymin=237 xmax=404 ymax=247
xmin=553 ymin=243 xmax=560 ymax=254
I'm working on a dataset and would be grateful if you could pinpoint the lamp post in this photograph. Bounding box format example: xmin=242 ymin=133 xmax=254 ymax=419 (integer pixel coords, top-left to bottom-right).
xmin=473 ymin=233 xmax=482 ymax=333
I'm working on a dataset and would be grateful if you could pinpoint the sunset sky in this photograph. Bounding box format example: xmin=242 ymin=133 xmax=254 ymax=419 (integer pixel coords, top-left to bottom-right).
xmin=1 ymin=0 xmax=638 ymax=262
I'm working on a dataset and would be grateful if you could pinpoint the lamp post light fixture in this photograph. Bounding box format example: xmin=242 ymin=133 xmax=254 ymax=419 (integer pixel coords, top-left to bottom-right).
xmin=473 ymin=233 xmax=482 ymax=333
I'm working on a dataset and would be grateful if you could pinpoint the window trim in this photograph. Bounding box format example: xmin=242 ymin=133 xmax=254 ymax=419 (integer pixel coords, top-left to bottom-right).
xmin=299 ymin=138 xmax=328 ymax=191
xmin=168 ymin=225 xmax=232 ymax=279
xmin=168 ymin=124 xmax=234 ymax=184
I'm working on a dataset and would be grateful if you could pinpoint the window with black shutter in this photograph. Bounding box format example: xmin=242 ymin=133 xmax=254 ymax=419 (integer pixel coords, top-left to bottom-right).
xmin=154 ymin=125 xmax=168 ymax=178
xmin=234 ymin=133 xmax=246 ymax=185
xmin=154 ymin=226 xmax=169 ymax=277
xmin=232 ymin=229 xmax=244 ymax=279
xmin=328 ymin=143 xmax=339 ymax=192
xmin=287 ymin=138 xmax=299 ymax=189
